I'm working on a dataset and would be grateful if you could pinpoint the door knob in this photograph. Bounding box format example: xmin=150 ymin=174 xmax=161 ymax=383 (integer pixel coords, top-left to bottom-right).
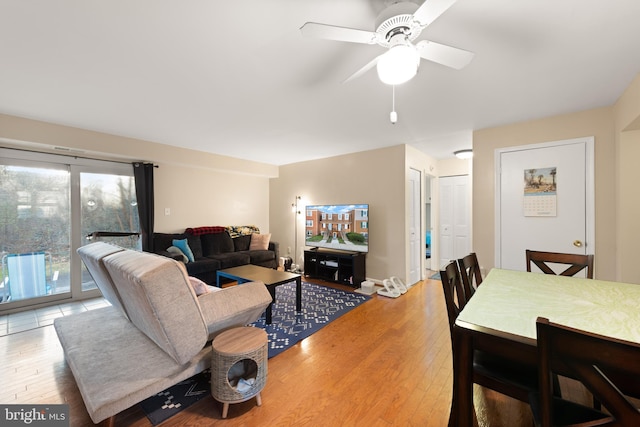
xmin=573 ymin=240 xmax=583 ymax=247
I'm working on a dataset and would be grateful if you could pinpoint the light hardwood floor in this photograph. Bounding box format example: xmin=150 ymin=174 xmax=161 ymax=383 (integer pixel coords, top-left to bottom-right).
xmin=0 ymin=276 xmax=535 ymax=426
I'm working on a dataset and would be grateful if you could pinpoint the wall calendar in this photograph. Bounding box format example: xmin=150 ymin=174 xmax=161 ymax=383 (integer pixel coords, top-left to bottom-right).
xmin=523 ymin=167 xmax=557 ymax=217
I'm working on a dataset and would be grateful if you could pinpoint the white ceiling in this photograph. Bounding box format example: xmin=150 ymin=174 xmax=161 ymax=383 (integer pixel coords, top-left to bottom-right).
xmin=1 ymin=0 xmax=639 ymax=165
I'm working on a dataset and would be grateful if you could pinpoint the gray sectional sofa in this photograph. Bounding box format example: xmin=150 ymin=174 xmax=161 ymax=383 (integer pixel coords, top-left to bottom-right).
xmin=54 ymin=242 xmax=272 ymax=426
xmin=152 ymin=229 xmax=279 ymax=285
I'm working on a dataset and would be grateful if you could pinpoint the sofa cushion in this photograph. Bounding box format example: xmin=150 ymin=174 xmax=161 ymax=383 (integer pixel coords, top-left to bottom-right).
xmin=208 ymin=252 xmax=251 ymax=269
xmin=247 ymin=250 xmax=276 ymax=265
xmin=185 ymin=234 xmax=202 ymax=258
xmin=77 ymin=242 xmax=128 ymax=318
xmin=103 ymin=250 xmax=208 ymax=365
xmin=185 ymin=258 xmax=221 ymax=275
xmin=198 ymin=281 xmax=271 ymax=339
xmin=201 ymin=232 xmax=234 ymax=256
xmin=233 ymin=234 xmax=251 ymax=251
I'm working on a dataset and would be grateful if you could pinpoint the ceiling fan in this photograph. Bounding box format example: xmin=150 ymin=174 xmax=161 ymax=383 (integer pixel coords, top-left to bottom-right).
xmin=300 ymin=0 xmax=474 ymax=85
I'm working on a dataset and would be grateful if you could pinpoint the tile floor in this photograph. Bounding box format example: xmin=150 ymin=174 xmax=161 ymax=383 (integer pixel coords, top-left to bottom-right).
xmin=0 ymin=297 xmax=109 ymax=337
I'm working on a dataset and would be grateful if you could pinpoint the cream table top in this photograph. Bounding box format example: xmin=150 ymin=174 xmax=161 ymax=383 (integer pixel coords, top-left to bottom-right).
xmin=456 ymin=268 xmax=640 ymax=343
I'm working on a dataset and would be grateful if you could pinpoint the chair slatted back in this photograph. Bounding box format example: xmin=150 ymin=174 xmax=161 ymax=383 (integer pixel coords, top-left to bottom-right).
xmin=536 ymin=317 xmax=640 ymax=426
xmin=526 ymin=250 xmax=594 ymax=278
xmin=457 ymin=252 xmax=482 ymax=299
xmin=440 ymin=261 xmax=467 ymax=329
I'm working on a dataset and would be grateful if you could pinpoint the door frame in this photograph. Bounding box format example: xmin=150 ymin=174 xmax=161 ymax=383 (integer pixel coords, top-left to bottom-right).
xmin=408 ymin=168 xmax=422 ymax=284
xmin=494 ymin=137 xmax=595 ymax=268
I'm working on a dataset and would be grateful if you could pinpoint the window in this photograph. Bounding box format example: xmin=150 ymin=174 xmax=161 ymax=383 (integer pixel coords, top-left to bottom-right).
xmin=1 ymin=148 xmax=139 ymax=310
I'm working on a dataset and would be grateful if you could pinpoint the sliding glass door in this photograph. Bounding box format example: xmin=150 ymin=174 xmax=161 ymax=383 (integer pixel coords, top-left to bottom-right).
xmin=1 ymin=148 xmax=140 ymax=311
xmin=79 ymin=170 xmax=140 ymax=291
xmin=0 ymin=161 xmax=71 ymax=305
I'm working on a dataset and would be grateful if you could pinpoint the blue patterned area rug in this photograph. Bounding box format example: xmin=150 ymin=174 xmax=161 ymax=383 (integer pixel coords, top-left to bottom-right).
xmin=254 ymin=280 xmax=371 ymax=358
xmin=139 ymin=281 xmax=371 ymax=425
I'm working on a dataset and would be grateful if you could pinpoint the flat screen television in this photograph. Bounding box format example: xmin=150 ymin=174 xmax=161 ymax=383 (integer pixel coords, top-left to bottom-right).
xmin=304 ymin=204 xmax=369 ymax=253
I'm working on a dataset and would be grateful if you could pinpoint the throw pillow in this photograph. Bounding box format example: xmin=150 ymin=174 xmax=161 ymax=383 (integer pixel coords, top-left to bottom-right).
xmin=172 ymin=238 xmax=195 ymax=262
xmin=166 ymin=245 xmax=188 ymax=263
xmin=188 ymin=276 xmax=209 ymax=296
xmin=249 ymin=233 xmax=271 ymax=251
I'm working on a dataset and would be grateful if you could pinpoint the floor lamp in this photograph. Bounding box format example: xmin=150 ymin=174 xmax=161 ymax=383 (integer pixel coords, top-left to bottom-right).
xmin=292 ymin=195 xmax=302 ymax=273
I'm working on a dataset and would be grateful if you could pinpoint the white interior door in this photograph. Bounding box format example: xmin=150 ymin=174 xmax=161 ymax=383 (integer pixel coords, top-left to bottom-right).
xmin=439 ymin=175 xmax=470 ymax=269
xmin=496 ymin=137 xmax=595 ymax=272
xmin=408 ymin=168 xmax=421 ymax=284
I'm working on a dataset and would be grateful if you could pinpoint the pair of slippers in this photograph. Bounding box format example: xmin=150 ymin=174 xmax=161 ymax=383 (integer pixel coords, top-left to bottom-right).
xmin=377 ymin=276 xmax=409 ymax=298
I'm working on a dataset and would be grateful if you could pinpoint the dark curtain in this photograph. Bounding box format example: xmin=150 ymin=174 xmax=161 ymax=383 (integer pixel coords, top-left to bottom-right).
xmin=133 ymin=162 xmax=154 ymax=251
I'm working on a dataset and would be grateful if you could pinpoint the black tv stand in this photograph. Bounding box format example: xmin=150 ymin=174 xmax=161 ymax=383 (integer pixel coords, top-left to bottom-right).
xmin=303 ymin=248 xmax=366 ymax=287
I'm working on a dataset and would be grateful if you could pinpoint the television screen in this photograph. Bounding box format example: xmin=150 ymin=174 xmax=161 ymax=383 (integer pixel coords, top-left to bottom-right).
xmin=304 ymin=204 xmax=369 ymax=253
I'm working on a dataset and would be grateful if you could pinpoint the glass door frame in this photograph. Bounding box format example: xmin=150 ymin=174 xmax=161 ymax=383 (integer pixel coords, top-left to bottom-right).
xmin=0 ymin=147 xmax=137 ymax=312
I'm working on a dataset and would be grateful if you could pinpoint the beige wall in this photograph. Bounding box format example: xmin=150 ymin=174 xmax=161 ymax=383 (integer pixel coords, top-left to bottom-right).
xmin=473 ymin=106 xmax=618 ymax=280
xmin=0 ymin=113 xmax=277 ymax=234
xmin=153 ymin=164 xmax=271 ymax=233
xmin=270 ymin=144 xmax=436 ymax=283
xmin=439 ymin=157 xmax=471 ymax=178
xmin=615 ymin=74 xmax=640 ymax=283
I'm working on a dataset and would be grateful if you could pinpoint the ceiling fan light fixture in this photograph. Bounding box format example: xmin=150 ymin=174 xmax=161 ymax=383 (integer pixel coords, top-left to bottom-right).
xmin=454 ymin=149 xmax=473 ymax=159
xmin=376 ymin=43 xmax=419 ymax=85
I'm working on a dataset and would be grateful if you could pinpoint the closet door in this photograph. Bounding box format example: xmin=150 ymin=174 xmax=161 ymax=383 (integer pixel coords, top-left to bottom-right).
xmin=439 ymin=175 xmax=470 ymax=270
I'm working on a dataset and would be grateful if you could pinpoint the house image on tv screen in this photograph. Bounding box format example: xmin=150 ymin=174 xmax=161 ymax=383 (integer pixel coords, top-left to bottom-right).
xmin=304 ymin=204 xmax=369 ymax=253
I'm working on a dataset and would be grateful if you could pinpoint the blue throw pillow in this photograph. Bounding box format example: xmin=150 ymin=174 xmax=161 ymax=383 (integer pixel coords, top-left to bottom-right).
xmin=172 ymin=238 xmax=195 ymax=262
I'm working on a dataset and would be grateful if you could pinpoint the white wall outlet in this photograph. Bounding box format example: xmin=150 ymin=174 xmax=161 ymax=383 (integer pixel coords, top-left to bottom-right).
xmin=164 ymin=208 xmax=170 ymax=216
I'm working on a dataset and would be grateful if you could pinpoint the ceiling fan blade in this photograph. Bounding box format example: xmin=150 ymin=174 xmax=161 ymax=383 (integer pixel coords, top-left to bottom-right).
xmin=416 ymin=40 xmax=474 ymax=70
xmin=342 ymin=54 xmax=384 ymax=84
xmin=300 ymin=22 xmax=378 ymax=44
xmin=412 ymin=0 xmax=457 ymax=28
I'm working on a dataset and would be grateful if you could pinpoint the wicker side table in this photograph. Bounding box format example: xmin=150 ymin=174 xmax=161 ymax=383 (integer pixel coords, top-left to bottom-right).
xmin=211 ymin=326 xmax=268 ymax=418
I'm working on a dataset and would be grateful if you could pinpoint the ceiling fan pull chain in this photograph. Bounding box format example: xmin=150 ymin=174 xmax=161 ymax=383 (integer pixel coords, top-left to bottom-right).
xmin=390 ymin=85 xmax=398 ymax=124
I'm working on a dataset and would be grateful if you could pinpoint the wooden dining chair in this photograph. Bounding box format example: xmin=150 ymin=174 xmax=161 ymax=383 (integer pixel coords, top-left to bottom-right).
xmin=457 ymin=252 xmax=482 ymax=299
xmin=440 ymin=261 xmax=542 ymax=404
xmin=530 ymin=317 xmax=640 ymax=426
xmin=526 ymin=250 xmax=594 ymax=278
xmin=441 ymin=261 xmax=469 ymax=321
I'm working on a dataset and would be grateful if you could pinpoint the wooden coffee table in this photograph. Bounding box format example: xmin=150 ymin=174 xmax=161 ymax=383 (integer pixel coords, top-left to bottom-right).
xmin=216 ymin=265 xmax=301 ymax=324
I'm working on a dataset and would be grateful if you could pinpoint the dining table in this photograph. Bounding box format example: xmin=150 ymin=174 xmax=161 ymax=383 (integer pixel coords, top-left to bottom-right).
xmin=450 ymin=268 xmax=640 ymax=427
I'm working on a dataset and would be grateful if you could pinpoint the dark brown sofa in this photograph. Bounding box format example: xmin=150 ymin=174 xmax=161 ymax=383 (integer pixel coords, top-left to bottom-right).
xmin=151 ymin=229 xmax=279 ymax=285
